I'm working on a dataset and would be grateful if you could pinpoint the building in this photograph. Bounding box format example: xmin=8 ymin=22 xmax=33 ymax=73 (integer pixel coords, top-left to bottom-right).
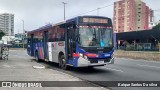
xmin=113 ymin=0 xmax=154 ymax=33
xmin=116 ymin=28 xmax=160 ymax=51
xmin=0 ymin=13 xmax=14 ymax=36
xmin=15 ymin=33 xmax=27 ymax=41
xmin=1 ymin=36 xmax=15 ymax=45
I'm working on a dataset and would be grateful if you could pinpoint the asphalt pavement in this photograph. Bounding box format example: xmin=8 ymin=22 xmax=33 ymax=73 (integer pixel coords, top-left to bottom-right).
xmin=64 ymin=58 xmax=160 ymax=90
xmin=5 ymin=49 xmax=160 ymax=90
xmin=40 ymin=53 xmax=160 ymax=90
xmin=0 ymin=49 xmax=107 ymax=90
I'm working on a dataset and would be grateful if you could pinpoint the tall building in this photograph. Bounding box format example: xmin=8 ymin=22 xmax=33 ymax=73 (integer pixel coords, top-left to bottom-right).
xmin=0 ymin=13 xmax=14 ymax=36
xmin=113 ymin=0 xmax=154 ymax=33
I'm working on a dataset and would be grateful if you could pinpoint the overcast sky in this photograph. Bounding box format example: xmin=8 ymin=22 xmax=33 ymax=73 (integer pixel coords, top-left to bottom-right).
xmin=0 ymin=0 xmax=160 ymax=34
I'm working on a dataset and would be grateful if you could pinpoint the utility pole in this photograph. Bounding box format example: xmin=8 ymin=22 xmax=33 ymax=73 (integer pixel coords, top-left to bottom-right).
xmin=151 ymin=35 xmax=160 ymax=52
xmin=158 ymin=41 xmax=160 ymax=52
xmin=22 ymin=20 xmax=24 ymax=34
xmin=22 ymin=20 xmax=24 ymax=49
xmin=62 ymin=2 xmax=67 ymax=20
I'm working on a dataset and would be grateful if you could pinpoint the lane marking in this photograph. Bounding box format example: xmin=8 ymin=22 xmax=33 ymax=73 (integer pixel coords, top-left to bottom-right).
xmin=3 ymin=64 xmax=15 ymax=68
xmin=106 ymin=67 xmax=124 ymax=72
xmin=137 ymin=64 xmax=160 ymax=69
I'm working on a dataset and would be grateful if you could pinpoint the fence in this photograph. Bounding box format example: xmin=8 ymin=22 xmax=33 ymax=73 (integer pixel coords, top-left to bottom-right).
xmin=118 ymin=43 xmax=159 ymax=51
xmin=8 ymin=44 xmax=27 ymax=48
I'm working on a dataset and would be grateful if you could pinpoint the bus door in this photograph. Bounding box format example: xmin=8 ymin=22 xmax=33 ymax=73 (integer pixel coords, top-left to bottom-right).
xmin=43 ymin=31 xmax=48 ymax=59
xmin=31 ymin=34 xmax=34 ymax=56
xmin=66 ymin=23 xmax=76 ymax=60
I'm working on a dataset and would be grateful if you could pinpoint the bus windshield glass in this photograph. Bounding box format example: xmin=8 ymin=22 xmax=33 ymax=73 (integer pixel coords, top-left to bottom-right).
xmin=79 ymin=26 xmax=113 ymax=47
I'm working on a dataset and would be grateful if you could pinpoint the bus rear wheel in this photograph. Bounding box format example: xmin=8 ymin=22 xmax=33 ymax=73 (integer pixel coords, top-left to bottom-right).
xmin=59 ymin=55 xmax=68 ymax=70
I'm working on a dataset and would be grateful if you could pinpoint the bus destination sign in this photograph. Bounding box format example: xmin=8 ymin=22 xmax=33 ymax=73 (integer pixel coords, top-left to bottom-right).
xmin=82 ymin=18 xmax=108 ymax=24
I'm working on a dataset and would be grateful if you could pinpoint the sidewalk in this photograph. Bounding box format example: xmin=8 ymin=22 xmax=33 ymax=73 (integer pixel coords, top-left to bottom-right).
xmin=0 ymin=50 xmax=108 ymax=90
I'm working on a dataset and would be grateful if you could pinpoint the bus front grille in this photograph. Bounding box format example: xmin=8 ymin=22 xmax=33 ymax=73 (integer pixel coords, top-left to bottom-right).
xmin=89 ymin=58 xmax=111 ymax=63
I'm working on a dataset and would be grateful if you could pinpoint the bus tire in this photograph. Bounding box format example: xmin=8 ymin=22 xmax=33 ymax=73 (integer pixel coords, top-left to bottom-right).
xmin=35 ymin=51 xmax=40 ymax=62
xmin=88 ymin=66 xmax=94 ymax=69
xmin=60 ymin=55 xmax=68 ymax=70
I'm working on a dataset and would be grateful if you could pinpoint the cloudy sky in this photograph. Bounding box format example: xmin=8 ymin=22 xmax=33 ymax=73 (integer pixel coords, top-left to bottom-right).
xmin=0 ymin=0 xmax=160 ymax=34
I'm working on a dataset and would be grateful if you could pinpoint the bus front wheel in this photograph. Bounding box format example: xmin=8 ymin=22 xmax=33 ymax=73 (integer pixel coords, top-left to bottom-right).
xmin=59 ymin=55 xmax=68 ymax=70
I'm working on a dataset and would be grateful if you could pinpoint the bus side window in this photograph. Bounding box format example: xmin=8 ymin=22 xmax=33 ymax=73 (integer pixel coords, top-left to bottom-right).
xmin=60 ymin=33 xmax=64 ymax=41
xmin=70 ymin=28 xmax=76 ymax=53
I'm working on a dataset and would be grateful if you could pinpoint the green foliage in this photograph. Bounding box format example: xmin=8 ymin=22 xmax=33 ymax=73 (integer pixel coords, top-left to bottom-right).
xmin=152 ymin=24 xmax=160 ymax=30
xmin=0 ymin=31 xmax=5 ymax=40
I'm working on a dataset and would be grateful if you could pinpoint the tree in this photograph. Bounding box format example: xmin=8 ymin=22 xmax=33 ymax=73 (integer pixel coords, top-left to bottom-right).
xmin=152 ymin=24 xmax=160 ymax=30
xmin=0 ymin=31 xmax=5 ymax=40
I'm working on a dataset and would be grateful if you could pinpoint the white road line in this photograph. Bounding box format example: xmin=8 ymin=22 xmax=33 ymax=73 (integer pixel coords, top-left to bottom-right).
xmin=106 ymin=67 xmax=124 ymax=72
xmin=2 ymin=64 xmax=16 ymax=68
xmin=137 ymin=64 xmax=160 ymax=69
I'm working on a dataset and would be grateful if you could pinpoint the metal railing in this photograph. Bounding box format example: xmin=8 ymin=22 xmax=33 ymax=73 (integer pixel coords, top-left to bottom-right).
xmin=118 ymin=43 xmax=159 ymax=51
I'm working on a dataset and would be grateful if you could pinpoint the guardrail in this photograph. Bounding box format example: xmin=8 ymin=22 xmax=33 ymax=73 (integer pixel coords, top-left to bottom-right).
xmin=118 ymin=43 xmax=159 ymax=51
xmin=7 ymin=44 xmax=27 ymax=48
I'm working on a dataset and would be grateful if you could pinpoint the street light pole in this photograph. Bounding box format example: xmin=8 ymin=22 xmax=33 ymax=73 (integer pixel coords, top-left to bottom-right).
xmin=62 ymin=2 xmax=67 ymax=20
xmin=22 ymin=20 xmax=24 ymax=49
xmin=22 ymin=20 xmax=24 ymax=34
xmin=158 ymin=41 xmax=160 ymax=52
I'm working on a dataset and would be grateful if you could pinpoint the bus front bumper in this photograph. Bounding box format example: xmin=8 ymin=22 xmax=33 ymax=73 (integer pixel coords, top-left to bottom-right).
xmin=77 ymin=56 xmax=115 ymax=67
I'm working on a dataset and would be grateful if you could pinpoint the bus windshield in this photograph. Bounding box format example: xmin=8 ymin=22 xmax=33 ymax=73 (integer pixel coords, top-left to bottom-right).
xmin=79 ymin=26 xmax=113 ymax=47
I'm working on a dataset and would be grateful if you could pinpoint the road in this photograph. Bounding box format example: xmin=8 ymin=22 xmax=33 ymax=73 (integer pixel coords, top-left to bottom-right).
xmin=64 ymin=58 xmax=160 ymax=90
xmin=0 ymin=49 xmax=108 ymax=90
xmin=9 ymin=50 xmax=160 ymax=90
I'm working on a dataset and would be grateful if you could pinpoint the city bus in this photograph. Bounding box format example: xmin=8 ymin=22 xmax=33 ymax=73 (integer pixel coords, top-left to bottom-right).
xmin=27 ymin=16 xmax=114 ymax=69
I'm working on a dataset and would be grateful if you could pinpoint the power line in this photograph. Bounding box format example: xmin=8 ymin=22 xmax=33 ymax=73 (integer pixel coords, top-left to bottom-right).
xmin=66 ymin=3 xmax=113 ymax=19
xmin=66 ymin=3 xmax=160 ymax=21
xmin=154 ymin=9 xmax=160 ymax=11
xmin=56 ymin=2 xmax=160 ymax=24
xmin=98 ymin=4 xmax=113 ymax=9
xmin=67 ymin=9 xmax=97 ymax=19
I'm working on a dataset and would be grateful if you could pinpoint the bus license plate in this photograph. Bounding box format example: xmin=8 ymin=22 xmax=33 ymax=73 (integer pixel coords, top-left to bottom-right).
xmin=98 ymin=60 xmax=104 ymax=64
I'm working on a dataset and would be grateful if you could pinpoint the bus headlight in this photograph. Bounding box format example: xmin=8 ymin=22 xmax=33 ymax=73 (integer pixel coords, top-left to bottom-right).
xmin=79 ymin=53 xmax=83 ymax=57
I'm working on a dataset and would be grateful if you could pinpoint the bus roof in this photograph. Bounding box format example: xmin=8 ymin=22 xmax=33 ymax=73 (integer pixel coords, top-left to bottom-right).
xmin=52 ymin=20 xmax=66 ymax=27
xmin=66 ymin=16 xmax=110 ymax=23
xmin=28 ymin=24 xmax=52 ymax=34
xmin=28 ymin=16 xmax=110 ymax=34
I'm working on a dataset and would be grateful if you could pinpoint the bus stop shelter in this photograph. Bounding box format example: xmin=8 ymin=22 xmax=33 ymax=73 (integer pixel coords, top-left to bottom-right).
xmin=116 ymin=29 xmax=160 ymax=51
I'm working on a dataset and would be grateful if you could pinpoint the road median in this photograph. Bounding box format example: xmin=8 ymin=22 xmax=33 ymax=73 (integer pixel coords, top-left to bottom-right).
xmin=115 ymin=50 xmax=160 ymax=61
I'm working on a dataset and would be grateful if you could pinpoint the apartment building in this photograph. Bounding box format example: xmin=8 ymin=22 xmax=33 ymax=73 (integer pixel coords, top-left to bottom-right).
xmin=0 ymin=13 xmax=14 ymax=36
xmin=113 ymin=0 xmax=154 ymax=33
